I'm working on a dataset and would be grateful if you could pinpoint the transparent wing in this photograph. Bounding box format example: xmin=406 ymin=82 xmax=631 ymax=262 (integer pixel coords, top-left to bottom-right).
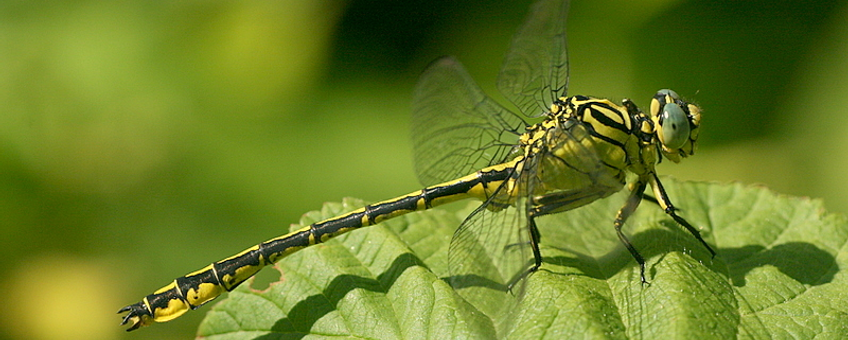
xmin=447 ymin=179 xmax=530 ymax=291
xmin=446 ymin=166 xmax=533 ymax=319
xmin=497 ymin=0 xmax=570 ymax=117
xmin=412 ymin=56 xmax=527 ymax=187
xmin=447 ymin=116 xmax=616 ymax=316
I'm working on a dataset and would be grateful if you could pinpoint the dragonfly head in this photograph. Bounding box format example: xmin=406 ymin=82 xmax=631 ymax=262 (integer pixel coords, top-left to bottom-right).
xmin=650 ymin=89 xmax=701 ymax=163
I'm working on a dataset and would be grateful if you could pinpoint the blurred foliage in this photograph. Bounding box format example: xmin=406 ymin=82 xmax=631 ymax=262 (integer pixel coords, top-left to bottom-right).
xmin=0 ymin=0 xmax=845 ymax=339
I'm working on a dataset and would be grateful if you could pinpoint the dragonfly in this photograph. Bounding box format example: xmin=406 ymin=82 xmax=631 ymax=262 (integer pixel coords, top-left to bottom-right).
xmin=119 ymin=0 xmax=714 ymax=331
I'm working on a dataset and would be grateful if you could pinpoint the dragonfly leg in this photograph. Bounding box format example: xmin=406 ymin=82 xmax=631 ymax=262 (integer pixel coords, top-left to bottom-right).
xmin=505 ymin=214 xmax=543 ymax=292
xmin=615 ymin=179 xmax=650 ymax=284
xmin=648 ymin=173 xmax=716 ymax=258
xmin=528 ymin=213 xmax=543 ymax=272
xmin=629 ymin=181 xmax=678 ymax=213
xmin=640 ymin=193 xmax=660 ymax=207
xmin=502 ymin=184 xmax=619 ymax=290
xmin=504 ymin=184 xmax=615 ymax=290
xmin=533 ymin=184 xmax=618 ymax=216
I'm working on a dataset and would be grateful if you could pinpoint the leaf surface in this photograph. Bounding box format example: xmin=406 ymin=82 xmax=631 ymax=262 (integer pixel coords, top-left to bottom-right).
xmin=197 ymin=180 xmax=848 ymax=339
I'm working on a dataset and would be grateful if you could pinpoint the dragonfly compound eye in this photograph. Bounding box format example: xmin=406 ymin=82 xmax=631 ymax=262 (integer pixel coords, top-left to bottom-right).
xmin=657 ymin=88 xmax=679 ymax=100
xmin=660 ymin=102 xmax=690 ymax=150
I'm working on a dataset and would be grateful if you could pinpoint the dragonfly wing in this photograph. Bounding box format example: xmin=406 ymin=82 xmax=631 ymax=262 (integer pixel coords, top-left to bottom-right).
xmin=447 ymin=188 xmax=532 ymax=320
xmin=448 ymin=200 xmax=529 ymax=290
xmin=448 ymin=146 xmax=551 ymax=313
xmin=447 ymin=114 xmax=616 ymax=295
xmin=497 ymin=0 xmax=570 ymax=117
xmin=412 ymin=56 xmax=527 ymax=187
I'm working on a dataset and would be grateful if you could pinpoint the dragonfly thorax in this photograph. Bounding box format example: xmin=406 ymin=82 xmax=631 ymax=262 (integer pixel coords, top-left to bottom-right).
xmin=527 ymin=91 xmax=701 ymax=185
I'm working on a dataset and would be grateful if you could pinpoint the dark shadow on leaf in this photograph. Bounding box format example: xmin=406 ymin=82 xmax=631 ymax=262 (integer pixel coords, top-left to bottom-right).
xmin=250 ymin=252 xmax=425 ymax=339
xmin=540 ymin=224 xmax=836 ymax=288
xmin=442 ymin=274 xmax=509 ymax=291
xmin=723 ymin=242 xmax=836 ymax=287
xmin=540 ymin=226 xmax=716 ymax=281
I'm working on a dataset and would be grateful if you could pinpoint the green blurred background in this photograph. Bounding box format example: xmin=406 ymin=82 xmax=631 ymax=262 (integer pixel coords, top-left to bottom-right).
xmin=0 ymin=0 xmax=846 ymax=339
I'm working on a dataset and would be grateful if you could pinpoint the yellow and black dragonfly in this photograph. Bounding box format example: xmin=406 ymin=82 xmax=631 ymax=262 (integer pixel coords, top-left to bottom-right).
xmin=120 ymin=0 xmax=713 ymax=331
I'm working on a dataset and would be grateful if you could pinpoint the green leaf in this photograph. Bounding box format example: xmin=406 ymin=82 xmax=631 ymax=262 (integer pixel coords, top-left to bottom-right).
xmin=196 ymin=179 xmax=848 ymax=339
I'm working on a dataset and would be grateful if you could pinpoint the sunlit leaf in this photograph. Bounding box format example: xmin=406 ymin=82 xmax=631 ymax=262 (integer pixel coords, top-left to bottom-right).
xmin=198 ymin=179 xmax=848 ymax=339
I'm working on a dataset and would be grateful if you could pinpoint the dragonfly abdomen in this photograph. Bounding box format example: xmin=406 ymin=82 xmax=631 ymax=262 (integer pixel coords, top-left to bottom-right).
xmin=119 ymin=162 xmax=516 ymax=331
